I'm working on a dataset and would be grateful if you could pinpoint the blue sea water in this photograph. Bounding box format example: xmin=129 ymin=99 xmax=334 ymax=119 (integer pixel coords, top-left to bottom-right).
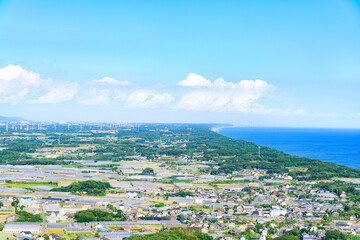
xmin=217 ymin=127 xmax=360 ymax=169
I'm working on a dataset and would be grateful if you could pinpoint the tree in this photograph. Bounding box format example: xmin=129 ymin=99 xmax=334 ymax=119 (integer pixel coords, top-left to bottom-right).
xmin=155 ymin=203 xmax=165 ymax=208
xmin=74 ymin=209 xmax=126 ymax=222
xmin=325 ymin=230 xmax=346 ymax=240
xmin=11 ymin=200 xmax=19 ymax=207
xmin=0 ymin=201 xmax=4 ymax=208
xmin=51 ymin=180 xmax=111 ymax=196
xmin=142 ymin=167 xmax=155 ymax=175
xmin=15 ymin=211 xmax=41 ymax=222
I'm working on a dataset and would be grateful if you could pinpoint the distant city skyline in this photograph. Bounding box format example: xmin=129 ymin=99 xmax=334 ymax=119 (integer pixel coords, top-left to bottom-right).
xmin=0 ymin=0 xmax=360 ymax=128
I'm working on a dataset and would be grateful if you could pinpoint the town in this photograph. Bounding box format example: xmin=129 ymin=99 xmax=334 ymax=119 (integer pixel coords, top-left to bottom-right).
xmin=0 ymin=123 xmax=359 ymax=240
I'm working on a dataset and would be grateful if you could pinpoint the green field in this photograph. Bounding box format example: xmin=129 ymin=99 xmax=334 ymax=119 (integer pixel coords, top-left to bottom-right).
xmin=0 ymin=232 xmax=15 ymax=240
xmin=59 ymin=232 xmax=94 ymax=240
xmin=3 ymin=181 xmax=58 ymax=189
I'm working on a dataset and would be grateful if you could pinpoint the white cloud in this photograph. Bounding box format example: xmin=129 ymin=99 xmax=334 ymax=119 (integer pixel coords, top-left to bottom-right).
xmin=114 ymin=92 xmax=127 ymax=101
xmin=0 ymin=66 xmax=306 ymax=116
xmin=0 ymin=64 xmax=50 ymax=88
xmin=0 ymin=88 xmax=29 ymax=104
xmin=177 ymin=74 xmax=274 ymax=113
xmin=0 ymin=64 xmax=79 ymax=104
xmin=0 ymin=65 xmax=52 ymax=102
xmin=30 ymin=83 xmax=78 ymax=104
xmin=127 ymin=90 xmax=173 ymax=107
xmin=77 ymin=89 xmax=111 ymax=105
xmin=77 ymin=88 xmax=172 ymax=107
xmin=92 ymin=77 xmax=130 ymax=86
xmin=177 ymin=73 xmax=213 ymax=87
xmin=78 ymin=94 xmax=110 ymax=105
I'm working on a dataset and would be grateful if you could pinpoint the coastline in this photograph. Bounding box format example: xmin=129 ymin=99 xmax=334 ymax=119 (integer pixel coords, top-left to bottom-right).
xmin=210 ymin=124 xmax=234 ymax=132
xmin=213 ymin=126 xmax=360 ymax=169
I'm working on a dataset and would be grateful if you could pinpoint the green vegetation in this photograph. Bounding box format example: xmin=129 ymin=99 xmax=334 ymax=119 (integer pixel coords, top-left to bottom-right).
xmin=325 ymin=230 xmax=347 ymax=240
xmin=273 ymin=236 xmax=298 ymax=240
xmin=52 ymin=180 xmax=111 ymax=196
xmin=1 ymin=124 xmax=358 ymax=180
xmin=142 ymin=167 xmax=155 ymax=175
xmin=165 ymin=191 xmax=193 ymax=198
xmin=11 ymin=159 xmax=71 ymax=165
xmin=314 ymin=180 xmax=360 ymax=202
xmin=185 ymin=128 xmax=360 ymax=180
xmin=74 ymin=209 xmax=126 ymax=222
xmin=155 ymin=203 xmax=165 ymax=208
xmin=0 ymin=150 xmax=21 ymax=163
xmin=15 ymin=211 xmax=42 ymax=222
xmin=126 ymin=228 xmax=213 ymax=240
xmin=4 ymin=181 xmax=58 ymax=189
xmin=59 ymin=232 xmax=95 ymax=240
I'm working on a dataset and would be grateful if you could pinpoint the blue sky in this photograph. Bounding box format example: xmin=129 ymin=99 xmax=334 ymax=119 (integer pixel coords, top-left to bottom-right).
xmin=0 ymin=0 xmax=360 ymax=127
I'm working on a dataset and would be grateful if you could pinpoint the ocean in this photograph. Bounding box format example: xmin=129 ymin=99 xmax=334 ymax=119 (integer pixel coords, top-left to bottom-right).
xmin=216 ymin=127 xmax=360 ymax=169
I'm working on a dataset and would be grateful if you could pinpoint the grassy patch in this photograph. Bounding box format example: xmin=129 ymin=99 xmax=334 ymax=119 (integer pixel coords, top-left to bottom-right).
xmin=3 ymin=181 xmax=58 ymax=189
xmin=287 ymin=167 xmax=308 ymax=172
xmin=60 ymin=232 xmax=94 ymax=240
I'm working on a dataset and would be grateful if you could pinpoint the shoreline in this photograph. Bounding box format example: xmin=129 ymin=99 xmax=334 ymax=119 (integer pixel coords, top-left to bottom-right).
xmin=210 ymin=124 xmax=234 ymax=132
xmin=212 ymin=126 xmax=360 ymax=170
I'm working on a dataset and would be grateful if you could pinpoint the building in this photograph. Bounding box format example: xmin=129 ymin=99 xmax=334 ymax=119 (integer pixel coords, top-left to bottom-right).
xmin=3 ymin=222 xmax=41 ymax=234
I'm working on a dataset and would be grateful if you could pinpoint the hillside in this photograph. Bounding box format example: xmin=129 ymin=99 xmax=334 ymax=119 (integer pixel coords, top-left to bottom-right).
xmin=193 ymin=127 xmax=360 ymax=180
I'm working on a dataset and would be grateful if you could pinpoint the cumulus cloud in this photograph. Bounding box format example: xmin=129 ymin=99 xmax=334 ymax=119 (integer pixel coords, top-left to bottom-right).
xmin=177 ymin=73 xmax=213 ymax=87
xmin=0 ymin=64 xmax=51 ymax=90
xmin=0 ymin=66 xmax=306 ymax=114
xmin=126 ymin=90 xmax=173 ymax=107
xmin=30 ymin=83 xmax=78 ymax=104
xmin=0 ymin=64 xmax=51 ymax=103
xmin=0 ymin=64 xmax=78 ymax=104
xmin=92 ymin=77 xmax=130 ymax=86
xmin=177 ymin=74 xmax=274 ymax=113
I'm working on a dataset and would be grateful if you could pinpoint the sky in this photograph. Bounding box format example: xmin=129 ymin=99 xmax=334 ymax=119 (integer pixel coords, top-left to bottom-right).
xmin=0 ymin=0 xmax=360 ymax=127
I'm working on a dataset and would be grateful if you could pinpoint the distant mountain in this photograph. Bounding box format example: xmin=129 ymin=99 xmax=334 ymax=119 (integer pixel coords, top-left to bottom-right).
xmin=0 ymin=115 xmax=24 ymax=122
